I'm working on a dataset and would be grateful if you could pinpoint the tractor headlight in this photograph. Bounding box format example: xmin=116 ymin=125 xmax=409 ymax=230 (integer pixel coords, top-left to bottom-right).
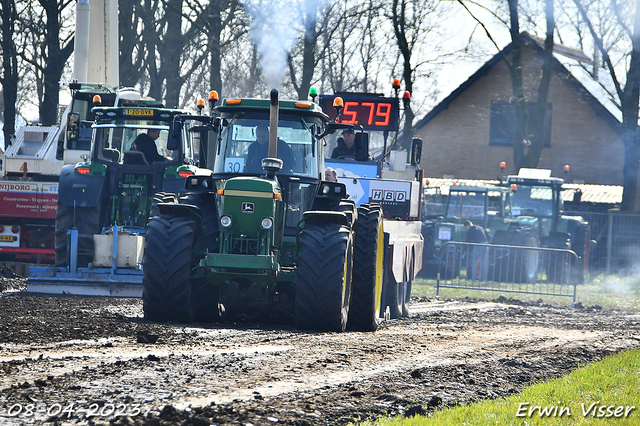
xmin=220 ymin=215 xmax=232 ymax=228
xmin=260 ymin=217 xmax=274 ymax=230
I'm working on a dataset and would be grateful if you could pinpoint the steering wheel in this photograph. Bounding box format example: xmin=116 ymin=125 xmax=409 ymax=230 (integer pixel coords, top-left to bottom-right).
xmin=336 ymin=155 xmax=356 ymax=160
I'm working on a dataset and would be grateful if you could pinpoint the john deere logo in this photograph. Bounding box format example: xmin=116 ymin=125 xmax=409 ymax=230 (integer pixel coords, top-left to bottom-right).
xmin=242 ymin=202 xmax=254 ymax=214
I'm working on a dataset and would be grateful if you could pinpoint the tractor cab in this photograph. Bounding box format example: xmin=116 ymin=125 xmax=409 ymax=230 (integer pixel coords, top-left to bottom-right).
xmin=209 ymin=97 xmax=335 ymax=233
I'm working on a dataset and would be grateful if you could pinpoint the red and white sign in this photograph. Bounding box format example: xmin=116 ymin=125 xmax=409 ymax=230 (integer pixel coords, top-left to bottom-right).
xmin=0 ymin=181 xmax=58 ymax=219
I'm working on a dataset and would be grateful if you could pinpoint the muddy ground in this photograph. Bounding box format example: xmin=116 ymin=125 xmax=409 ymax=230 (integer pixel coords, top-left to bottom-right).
xmin=1 ymin=275 xmax=640 ymax=426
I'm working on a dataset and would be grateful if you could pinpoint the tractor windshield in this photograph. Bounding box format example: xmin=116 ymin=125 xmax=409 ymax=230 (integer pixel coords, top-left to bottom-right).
xmin=93 ymin=120 xmax=183 ymax=165
xmin=509 ymin=185 xmax=554 ymax=217
xmin=214 ymin=117 xmax=318 ymax=177
xmin=445 ymin=191 xmax=486 ymax=221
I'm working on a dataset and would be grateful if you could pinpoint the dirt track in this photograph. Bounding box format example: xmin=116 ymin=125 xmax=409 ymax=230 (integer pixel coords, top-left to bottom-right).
xmin=1 ymin=276 xmax=640 ymax=425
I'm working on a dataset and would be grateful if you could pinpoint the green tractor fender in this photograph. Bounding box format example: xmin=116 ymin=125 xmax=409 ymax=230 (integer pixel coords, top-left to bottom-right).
xmin=301 ymin=211 xmax=350 ymax=227
xmin=58 ymin=163 xmax=108 ymax=208
xmin=294 ymin=211 xmax=351 ymax=258
xmin=157 ymin=203 xmax=204 ymax=238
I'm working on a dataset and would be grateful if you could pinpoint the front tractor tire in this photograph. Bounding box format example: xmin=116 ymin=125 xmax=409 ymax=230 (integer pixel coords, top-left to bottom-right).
xmin=54 ymin=202 xmax=101 ymax=267
xmin=142 ymin=215 xmax=196 ymax=323
xmin=347 ymin=204 xmax=384 ymax=332
xmin=296 ymin=222 xmax=353 ymax=332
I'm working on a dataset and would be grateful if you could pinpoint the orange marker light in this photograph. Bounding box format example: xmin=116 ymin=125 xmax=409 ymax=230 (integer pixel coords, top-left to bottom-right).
xmin=274 ymin=193 xmax=281 ymax=199
xmin=564 ymin=165 xmax=570 ymax=172
xmin=197 ymin=99 xmax=205 ymax=108
xmin=218 ymin=189 xmax=224 ymax=195
xmin=392 ymin=79 xmax=401 ymax=89
xmin=209 ymin=90 xmax=219 ymax=102
xmin=500 ymin=161 xmax=506 ymax=169
xmin=333 ymin=97 xmax=344 ymax=109
xmin=225 ymin=99 xmax=242 ymax=105
xmin=511 ymin=184 xmax=518 ymax=191
xmin=92 ymin=95 xmax=102 ymax=105
xmin=294 ymin=102 xmax=311 ymax=109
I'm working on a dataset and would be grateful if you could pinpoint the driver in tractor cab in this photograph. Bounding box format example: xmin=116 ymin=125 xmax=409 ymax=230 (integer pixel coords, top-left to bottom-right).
xmin=331 ymin=128 xmax=356 ymax=159
xmin=245 ymin=125 xmax=295 ymax=173
xmin=131 ymin=126 xmax=165 ymax=163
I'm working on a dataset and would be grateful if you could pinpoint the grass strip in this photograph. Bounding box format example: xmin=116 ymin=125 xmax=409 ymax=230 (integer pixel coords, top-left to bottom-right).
xmin=360 ymin=348 xmax=640 ymax=425
xmin=412 ymin=273 xmax=640 ymax=312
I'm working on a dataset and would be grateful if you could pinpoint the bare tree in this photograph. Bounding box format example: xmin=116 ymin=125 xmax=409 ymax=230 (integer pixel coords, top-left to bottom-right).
xmin=387 ymin=0 xmax=448 ymax=151
xmin=458 ymin=0 xmax=555 ymax=172
xmin=19 ymin=0 xmax=74 ymax=125
xmin=119 ymin=0 xmax=146 ymax=87
xmin=1 ymin=0 xmax=19 ymax=146
xmin=525 ymin=0 xmax=555 ymax=167
xmin=570 ymin=0 xmax=640 ymax=211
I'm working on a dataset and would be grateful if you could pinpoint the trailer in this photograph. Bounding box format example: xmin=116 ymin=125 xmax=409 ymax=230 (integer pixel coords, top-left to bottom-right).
xmin=321 ymin=90 xmax=424 ymax=318
xmin=0 ymin=0 xmax=143 ymax=265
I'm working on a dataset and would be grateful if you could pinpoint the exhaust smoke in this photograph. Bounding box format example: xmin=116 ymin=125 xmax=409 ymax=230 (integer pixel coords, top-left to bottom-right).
xmin=242 ymin=0 xmax=324 ymax=91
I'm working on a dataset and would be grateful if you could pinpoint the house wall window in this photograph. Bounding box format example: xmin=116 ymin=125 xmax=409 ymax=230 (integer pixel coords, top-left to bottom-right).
xmin=489 ymin=100 xmax=552 ymax=147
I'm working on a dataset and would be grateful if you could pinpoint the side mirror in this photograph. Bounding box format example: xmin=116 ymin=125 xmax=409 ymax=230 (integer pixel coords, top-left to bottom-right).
xmin=167 ymin=121 xmax=183 ymax=151
xmin=67 ymin=112 xmax=80 ymax=143
xmin=212 ymin=117 xmax=222 ymax=133
xmin=411 ymin=138 xmax=422 ymax=165
xmin=355 ymin=132 xmax=369 ymax=162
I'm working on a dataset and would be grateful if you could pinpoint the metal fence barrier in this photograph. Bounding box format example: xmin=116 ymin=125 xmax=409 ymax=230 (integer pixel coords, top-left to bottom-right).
xmin=436 ymin=241 xmax=581 ymax=306
xmin=565 ymin=211 xmax=640 ymax=274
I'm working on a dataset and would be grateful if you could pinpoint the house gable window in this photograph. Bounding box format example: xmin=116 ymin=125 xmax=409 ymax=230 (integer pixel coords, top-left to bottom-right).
xmin=489 ymin=100 xmax=552 ymax=147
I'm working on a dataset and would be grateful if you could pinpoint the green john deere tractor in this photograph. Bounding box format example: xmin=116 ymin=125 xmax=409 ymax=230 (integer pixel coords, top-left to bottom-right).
xmin=423 ymin=184 xmax=542 ymax=283
xmin=142 ymin=90 xmax=385 ymax=332
xmin=55 ymin=105 xmax=202 ymax=268
xmin=506 ymin=169 xmax=590 ymax=283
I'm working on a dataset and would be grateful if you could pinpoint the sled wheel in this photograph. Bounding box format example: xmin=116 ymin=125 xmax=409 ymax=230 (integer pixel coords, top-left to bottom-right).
xmin=191 ymin=278 xmax=222 ymax=323
xmin=401 ymin=254 xmax=414 ymax=317
xmin=296 ymin=222 xmax=353 ymax=332
xmin=54 ymin=202 xmax=101 ymax=267
xmin=386 ymin=273 xmax=405 ymax=320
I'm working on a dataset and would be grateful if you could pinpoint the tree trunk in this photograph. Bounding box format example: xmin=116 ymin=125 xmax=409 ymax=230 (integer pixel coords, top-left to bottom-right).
xmin=119 ymin=0 xmax=145 ymax=87
xmin=39 ymin=0 xmax=74 ymax=126
xmin=161 ymin=0 xmax=184 ymax=108
xmin=1 ymin=0 xmax=18 ymax=146
xmin=508 ymin=0 xmax=526 ymax=173
xmin=208 ymin=0 xmax=223 ymax=96
xmin=392 ymin=0 xmax=414 ymax=150
xmin=524 ymin=0 xmax=554 ymax=169
xmin=619 ymin=0 xmax=640 ymax=211
xmin=298 ymin=6 xmax=317 ymax=101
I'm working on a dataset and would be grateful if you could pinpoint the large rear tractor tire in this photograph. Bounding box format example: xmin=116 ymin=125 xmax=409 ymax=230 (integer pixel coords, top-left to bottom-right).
xmin=569 ymin=223 xmax=589 ymax=284
xmin=180 ymin=192 xmax=219 ymax=253
xmin=54 ymin=202 xmax=101 ymax=267
xmin=142 ymin=215 xmax=196 ymax=323
xmin=518 ymin=232 xmax=540 ymax=284
xmin=149 ymin=192 xmax=177 ymax=219
xmin=296 ymin=222 xmax=353 ymax=332
xmin=347 ymin=204 xmax=383 ymax=332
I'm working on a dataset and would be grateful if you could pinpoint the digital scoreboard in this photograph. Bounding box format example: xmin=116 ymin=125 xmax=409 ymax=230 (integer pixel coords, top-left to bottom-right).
xmin=318 ymin=93 xmax=400 ymax=132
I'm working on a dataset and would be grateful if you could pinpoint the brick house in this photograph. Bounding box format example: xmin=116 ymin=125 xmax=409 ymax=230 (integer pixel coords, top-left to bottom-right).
xmin=413 ymin=33 xmax=624 ymax=185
